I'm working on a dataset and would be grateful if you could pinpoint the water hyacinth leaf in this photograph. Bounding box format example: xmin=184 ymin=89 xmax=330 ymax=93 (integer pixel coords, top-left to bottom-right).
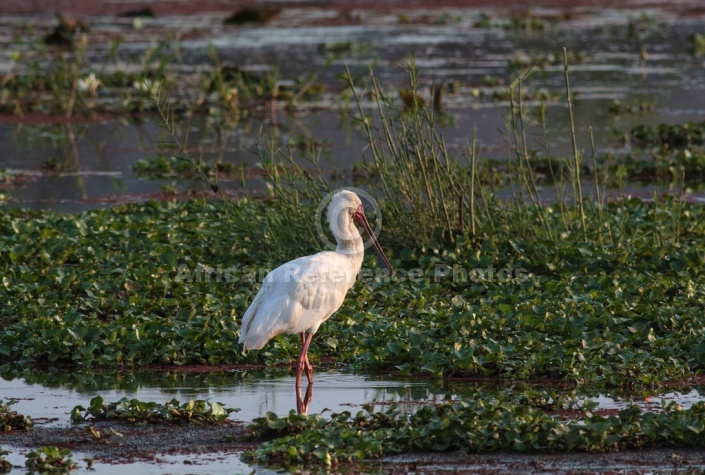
xmin=210 ymin=402 xmax=225 ymax=417
xmin=25 ymin=446 xmax=76 ymax=473
xmin=688 ymin=420 xmax=704 ymax=434
xmin=69 ymin=396 xmax=238 ymax=424
xmin=244 ymin=400 xmax=705 ymax=467
xmin=1 ymin=399 xmax=32 ymax=431
xmin=0 ymin=197 xmax=701 ymax=387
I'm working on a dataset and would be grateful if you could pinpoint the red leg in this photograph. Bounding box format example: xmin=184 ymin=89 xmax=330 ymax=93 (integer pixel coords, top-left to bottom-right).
xmin=299 ymin=332 xmax=314 ymax=384
xmin=295 ymin=332 xmax=314 ymax=388
xmin=304 ymin=359 xmax=313 ymax=384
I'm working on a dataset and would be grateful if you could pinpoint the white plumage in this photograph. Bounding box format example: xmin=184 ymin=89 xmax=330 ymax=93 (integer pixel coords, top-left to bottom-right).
xmin=238 ymin=252 xmax=358 ymax=350
xmin=238 ymin=189 xmax=392 ymax=392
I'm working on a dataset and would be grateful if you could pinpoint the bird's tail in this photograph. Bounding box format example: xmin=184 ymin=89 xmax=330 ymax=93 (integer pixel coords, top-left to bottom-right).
xmin=238 ymin=330 xmax=274 ymax=351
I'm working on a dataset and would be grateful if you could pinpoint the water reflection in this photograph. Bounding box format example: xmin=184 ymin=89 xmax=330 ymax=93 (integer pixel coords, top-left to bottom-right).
xmin=297 ymin=383 xmax=313 ymax=414
xmin=2 ymin=365 xmax=705 ymax=425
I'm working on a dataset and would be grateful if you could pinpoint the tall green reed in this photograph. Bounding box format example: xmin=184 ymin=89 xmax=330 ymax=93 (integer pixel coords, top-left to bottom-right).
xmin=151 ymin=53 xmax=686 ymax=259
xmin=344 ymin=59 xmax=467 ymax=248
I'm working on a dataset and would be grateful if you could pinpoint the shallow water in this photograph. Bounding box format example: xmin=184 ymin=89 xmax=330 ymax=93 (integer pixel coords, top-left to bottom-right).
xmin=3 ymin=368 xmax=703 ymax=424
xmin=1 ymin=369 xmax=476 ymax=426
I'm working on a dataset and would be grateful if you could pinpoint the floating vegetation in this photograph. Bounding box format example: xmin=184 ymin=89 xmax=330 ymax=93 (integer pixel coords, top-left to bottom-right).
xmin=25 ymin=446 xmax=76 ymax=474
xmin=70 ymin=395 xmax=238 ymax=424
xmin=506 ymin=13 xmax=546 ymax=32
xmin=626 ymin=13 xmax=664 ymax=40
xmin=630 ymin=121 xmax=705 ymax=149
xmin=602 ymin=149 xmax=705 ymax=185
xmin=434 ymin=12 xmax=463 ymax=26
xmin=0 ymin=449 xmax=9 ymax=473
xmin=243 ymin=399 xmax=705 ymax=467
xmin=507 ymin=49 xmax=588 ymax=73
xmin=0 ymin=195 xmax=703 ymax=387
xmin=317 ymin=41 xmax=373 ymax=57
xmin=694 ymin=33 xmax=705 ymax=56
xmin=483 ymin=86 xmax=555 ymax=103
xmin=607 ymin=99 xmax=655 ymax=115
xmin=593 ymin=120 xmax=705 ymax=186
xmin=473 ymin=11 xmax=564 ymax=31
xmin=1 ymin=27 xmax=329 ymax=121
xmin=1 ymin=399 xmax=32 ymax=431
xmin=0 ymin=170 xmax=30 ymax=189
xmin=133 ymin=155 xmax=245 ymax=180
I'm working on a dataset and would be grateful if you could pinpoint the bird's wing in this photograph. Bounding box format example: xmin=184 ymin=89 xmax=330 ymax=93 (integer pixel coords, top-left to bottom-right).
xmin=238 ymin=252 xmax=355 ymax=350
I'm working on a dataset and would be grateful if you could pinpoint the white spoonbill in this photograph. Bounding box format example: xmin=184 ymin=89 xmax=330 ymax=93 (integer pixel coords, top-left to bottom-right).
xmin=238 ymin=190 xmax=393 ymax=390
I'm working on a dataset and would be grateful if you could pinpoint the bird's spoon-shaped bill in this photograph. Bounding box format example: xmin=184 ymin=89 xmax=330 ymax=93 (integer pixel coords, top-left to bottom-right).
xmin=354 ymin=205 xmax=393 ymax=275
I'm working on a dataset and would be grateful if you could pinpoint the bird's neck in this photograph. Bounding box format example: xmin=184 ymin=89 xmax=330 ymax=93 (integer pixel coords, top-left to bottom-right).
xmin=334 ymin=217 xmax=365 ymax=269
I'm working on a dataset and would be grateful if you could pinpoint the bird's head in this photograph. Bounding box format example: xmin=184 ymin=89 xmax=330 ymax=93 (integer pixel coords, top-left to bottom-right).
xmin=328 ymin=190 xmax=393 ymax=275
xmin=327 ymin=190 xmax=361 ymax=231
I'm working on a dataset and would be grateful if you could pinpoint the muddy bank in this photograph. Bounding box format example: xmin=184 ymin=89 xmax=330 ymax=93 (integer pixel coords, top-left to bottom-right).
xmin=4 ymin=0 xmax=705 ymax=17
xmin=0 ymin=419 xmax=252 ymax=465
xmin=380 ymin=448 xmax=705 ymax=474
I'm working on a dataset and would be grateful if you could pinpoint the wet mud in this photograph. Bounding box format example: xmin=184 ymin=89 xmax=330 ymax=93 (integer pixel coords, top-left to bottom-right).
xmin=1 ymin=419 xmax=251 ymax=465
xmin=4 ymin=0 xmax=705 ymax=18
xmin=380 ymin=449 xmax=705 ymax=474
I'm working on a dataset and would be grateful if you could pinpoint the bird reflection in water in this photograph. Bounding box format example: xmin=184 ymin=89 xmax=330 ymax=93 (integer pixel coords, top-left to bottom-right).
xmin=296 ymin=383 xmax=313 ymax=414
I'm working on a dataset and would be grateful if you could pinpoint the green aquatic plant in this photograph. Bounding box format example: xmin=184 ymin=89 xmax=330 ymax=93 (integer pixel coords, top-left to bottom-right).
xmin=70 ymin=395 xmax=238 ymax=424
xmin=630 ymin=121 xmax=705 ymax=149
xmin=25 ymin=446 xmax=76 ymax=473
xmin=2 ymin=26 xmax=332 ymax=121
xmin=506 ymin=12 xmax=545 ymax=32
xmin=607 ymin=99 xmax=654 ymax=115
xmin=694 ymin=33 xmax=705 ymax=56
xmin=244 ymin=399 xmax=705 ymax=467
xmin=1 ymin=58 xmax=705 ymax=393
xmin=596 ymin=120 xmax=705 ymax=187
xmin=0 ymin=195 xmax=704 ymax=387
xmin=1 ymin=399 xmax=32 ymax=431
xmin=133 ymin=155 xmax=244 ymax=180
xmin=602 ymin=149 xmax=705 ymax=186
xmin=0 ymin=449 xmax=9 ymax=473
